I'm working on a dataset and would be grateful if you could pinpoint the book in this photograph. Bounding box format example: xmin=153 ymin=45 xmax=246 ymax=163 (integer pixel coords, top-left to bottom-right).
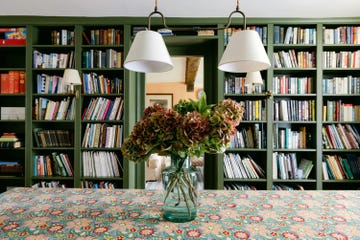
xmin=52 ymin=152 xmax=67 ymax=176
xmin=298 ymin=158 xmax=314 ymax=179
xmin=0 ymin=132 xmax=19 ymax=142
xmin=1 ymin=107 xmax=25 ymax=120
xmin=0 ymin=39 xmax=26 ymax=45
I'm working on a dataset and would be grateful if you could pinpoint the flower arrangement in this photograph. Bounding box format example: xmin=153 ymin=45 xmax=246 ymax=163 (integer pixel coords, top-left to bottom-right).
xmin=121 ymin=93 xmax=244 ymax=163
xmin=121 ymin=93 xmax=243 ymax=221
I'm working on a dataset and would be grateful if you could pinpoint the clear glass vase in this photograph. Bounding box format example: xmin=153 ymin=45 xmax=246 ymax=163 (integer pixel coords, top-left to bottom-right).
xmin=161 ymin=155 xmax=198 ymax=222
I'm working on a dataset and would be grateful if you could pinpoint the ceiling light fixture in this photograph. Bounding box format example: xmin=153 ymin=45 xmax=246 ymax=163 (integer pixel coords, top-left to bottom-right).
xmin=124 ymin=0 xmax=271 ymax=73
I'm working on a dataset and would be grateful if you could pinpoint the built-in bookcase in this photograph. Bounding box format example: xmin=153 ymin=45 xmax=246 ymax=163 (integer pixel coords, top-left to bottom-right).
xmin=30 ymin=25 xmax=77 ymax=189
xmin=223 ymin=71 xmax=269 ymax=190
xmin=0 ymin=26 xmax=27 ymax=192
xmin=321 ymin=24 xmax=360 ymax=190
xmin=271 ymin=24 xmax=318 ymax=190
xmin=222 ymin=24 xmax=270 ymax=190
xmin=0 ymin=17 xmax=359 ymax=192
xmin=80 ymin=25 xmax=125 ymax=189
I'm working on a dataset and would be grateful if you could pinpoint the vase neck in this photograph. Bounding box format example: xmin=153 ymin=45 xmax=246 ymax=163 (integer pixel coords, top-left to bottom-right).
xmin=170 ymin=155 xmax=191 ymax=169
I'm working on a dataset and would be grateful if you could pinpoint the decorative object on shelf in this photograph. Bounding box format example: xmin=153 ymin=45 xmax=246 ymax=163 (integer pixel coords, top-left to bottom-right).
xmin=121 ymin=93 xmax=244 ymax=222
xmin=62 ymin=69 xmax=82 ymax=97
xmin=124 ymin=0 xmax=270 ymax=73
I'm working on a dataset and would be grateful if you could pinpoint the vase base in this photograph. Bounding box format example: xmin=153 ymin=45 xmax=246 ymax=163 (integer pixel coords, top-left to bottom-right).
xmin=163 ymin=207 xmax=196 ymax=223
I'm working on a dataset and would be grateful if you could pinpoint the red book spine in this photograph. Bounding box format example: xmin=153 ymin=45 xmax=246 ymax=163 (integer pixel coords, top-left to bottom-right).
xmin=9 ymin=71 xmax=20 ymax=93
xmin=8 ymin=71 xmax=15 ymax=93
xmin=19 ymin=71 xmax=26 ymax=94
xmin=1 ymin=73 xmax=9 ymax=93
xmin=0 ymin=39 xmax=26 ymax=45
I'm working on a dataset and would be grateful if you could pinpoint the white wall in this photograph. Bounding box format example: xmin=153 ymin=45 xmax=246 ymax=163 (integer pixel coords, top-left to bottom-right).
xmin=1 ymin=0 xmax=359 ymax=18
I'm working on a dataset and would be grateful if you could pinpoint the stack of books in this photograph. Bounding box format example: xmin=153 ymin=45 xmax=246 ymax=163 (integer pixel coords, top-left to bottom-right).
xmin=0 ymin=132 xmax=21 ymax=148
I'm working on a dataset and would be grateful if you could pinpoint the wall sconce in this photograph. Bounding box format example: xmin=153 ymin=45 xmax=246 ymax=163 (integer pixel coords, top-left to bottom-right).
xmin=124 ymin=0 xmax=271 ymax=73
xmin=62 ymin=69 xmax=82 ymax=98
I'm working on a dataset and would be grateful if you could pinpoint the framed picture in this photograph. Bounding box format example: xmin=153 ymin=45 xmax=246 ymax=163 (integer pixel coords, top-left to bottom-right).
xmin=146 ymin=93 xmax=173 ymax=109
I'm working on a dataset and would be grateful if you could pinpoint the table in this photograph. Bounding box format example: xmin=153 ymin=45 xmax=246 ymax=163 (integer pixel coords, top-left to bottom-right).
xmin=0 ymin=188 xmax=359 ymax=239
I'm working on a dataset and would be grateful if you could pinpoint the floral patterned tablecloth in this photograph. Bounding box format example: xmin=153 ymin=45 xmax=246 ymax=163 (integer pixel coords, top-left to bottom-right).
xmin=0 ymin=188 xmax=359 ymax=239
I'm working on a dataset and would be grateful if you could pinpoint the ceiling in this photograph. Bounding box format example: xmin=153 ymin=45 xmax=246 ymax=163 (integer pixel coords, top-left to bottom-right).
xmin=1 ymin=0 xmax=360 ymax=18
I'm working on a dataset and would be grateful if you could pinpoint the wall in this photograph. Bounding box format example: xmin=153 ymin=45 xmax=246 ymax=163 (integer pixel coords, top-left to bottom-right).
xmin=146 ymin=82 xmax=200 ymax=106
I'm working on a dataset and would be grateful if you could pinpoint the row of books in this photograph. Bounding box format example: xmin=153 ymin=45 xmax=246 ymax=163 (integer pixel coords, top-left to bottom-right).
xmin=32 ymin=181 xmax=66 ymax=188
xmin=0 ymin=161 xmax=23 ymax=175
xmin=82 ymin=96 xmax=124 ymax=121
xmin=82 ymin=72 xmax=123 ymax=94
xmin=272 ymin=184 xmax=305 ymax=190
xmin=0 ymin=70 xmax=26 ymax=94
xmin=323 ymin=26 xmax=360 ymax=44
xmin=274 ymin=99 xmax=315 ymax=121
xmin=33 ymin=50 xmax=74 ymax=69
xmin=273 ymin=125 xmax=308 ymax=149
xmin=322 ymin=154 xmax=360 ymax=180
xmin=274 ymin=26 xmax=316 ymax=44
xmin=50 ymin=29 xmax=75 ymax=46
xmin=33 ymin=152 xmax=74 ymax=177
xmin=273 ymin=50 xmax=316 ymax=69
xmin=230 ymin=124 xmax=266 ymax=149
xmin=36 ymin=73 xmax=68 ymax=94
xmin=322 ymin=76 xmax=360 ymax=94
xmin=322 ymin=124 xmax=360 ymax=149
xmin=0 ymin=132 xmax=22 ymax=149
xmin=82 ymin=49 xmax=122 ymax=69
xmin=82 ymin=151 xmax=123 ymax=177
xmin=223 ymin=153 xmax=265 ymax=179
xmin=81 ymin=181 xmax=118 ymax=189
xmin=273 ymin=75 xmax=313 ymax=94
xmin=33 ymin=128 xmax=73 ymax=147
xmin=323 ymin=101 xmax=360 ymax=122
xmin=322 ymin=50 xmax=360 ymax=69
xmin=34 ymin=96 xmax=75 ymax=120
xmin=224 ymin=183 xmax=257 ymax=190
xmin=82 ymin=123 xmax=123 ymax=148
xmin=273 ymin=152 xmax=314 ymax=180
xmin=224 ymin=26 xmax=267 ymax=45
xmin=224 ymin=75 xmax=264 ymax=94
xmin=82 ymin=28 xmax=122 ymax=45
xmin=239 ymin=100 xmax=266 ymax=121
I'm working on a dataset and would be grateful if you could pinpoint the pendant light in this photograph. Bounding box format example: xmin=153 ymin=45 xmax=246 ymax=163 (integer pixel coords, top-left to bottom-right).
xmin=124 ymin=0 xmax=271 ymax=73
xmin=124 ymin=0 xmax=173 ymax=73
xmin=218 ymin=30 xmax=271 ymax=73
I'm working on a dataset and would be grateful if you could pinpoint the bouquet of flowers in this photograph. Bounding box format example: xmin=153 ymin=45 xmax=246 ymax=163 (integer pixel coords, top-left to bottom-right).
xmin=121 ymin=93 xmax=244 ymax=163
xmin=121 ymin=93 xmax=244 ymax=221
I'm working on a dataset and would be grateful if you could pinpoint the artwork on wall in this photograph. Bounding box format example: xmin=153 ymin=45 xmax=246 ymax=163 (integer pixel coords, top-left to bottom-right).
xmin=146 ymin=93 xmax=173 ymax=109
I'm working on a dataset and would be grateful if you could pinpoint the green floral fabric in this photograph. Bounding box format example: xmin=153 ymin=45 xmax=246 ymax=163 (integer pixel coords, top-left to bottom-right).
xmin=0 ymin=188 xmax=359 ymax=239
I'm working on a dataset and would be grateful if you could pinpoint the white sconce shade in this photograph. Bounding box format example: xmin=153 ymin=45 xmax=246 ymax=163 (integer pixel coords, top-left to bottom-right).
xmin=218 ymin=30 xmax=271 ymax=73
xmin=246 ymin=71 xmax=263 ymax=86
xmin=62 ymin=69 xmax=82 ymax=85
xmin=124 ymin=30 xmax=174 ymax=73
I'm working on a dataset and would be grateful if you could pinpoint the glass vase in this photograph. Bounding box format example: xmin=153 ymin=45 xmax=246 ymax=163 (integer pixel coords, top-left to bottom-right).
xmin=161 ymin=155 xmax=198 ymax=222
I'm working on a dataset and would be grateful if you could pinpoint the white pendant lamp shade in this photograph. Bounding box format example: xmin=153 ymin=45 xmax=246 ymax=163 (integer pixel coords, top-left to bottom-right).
xmin=124 ymin=30 xmax=174 ymax=73
xmin=62 ymin=69 xmax=82 ymax=85
xmin=218 ymin=30 xmax=271 ymax=73
xmin=246 ymin=71 xmax=263 ymax=86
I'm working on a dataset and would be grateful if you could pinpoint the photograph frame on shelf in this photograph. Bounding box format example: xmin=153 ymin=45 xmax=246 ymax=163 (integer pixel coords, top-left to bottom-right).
xmin=145 ymin=93 xmax=173 ymax=109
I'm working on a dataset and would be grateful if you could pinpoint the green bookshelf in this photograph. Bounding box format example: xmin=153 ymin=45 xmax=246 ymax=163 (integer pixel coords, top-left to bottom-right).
xmin=0 ymin=16 xmax=358 ymax=192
